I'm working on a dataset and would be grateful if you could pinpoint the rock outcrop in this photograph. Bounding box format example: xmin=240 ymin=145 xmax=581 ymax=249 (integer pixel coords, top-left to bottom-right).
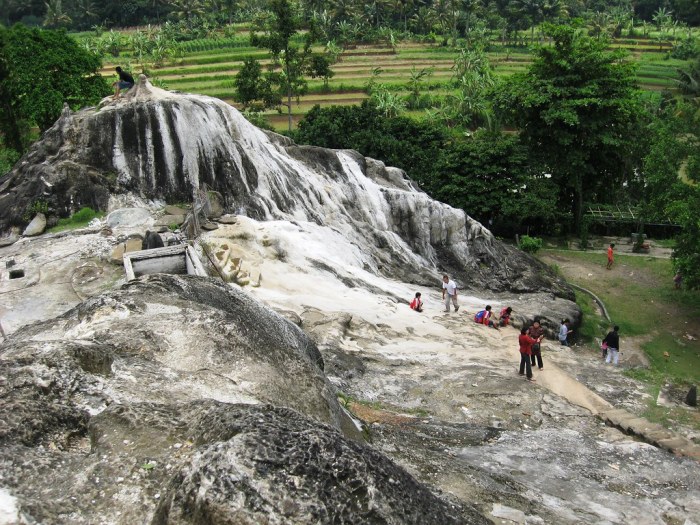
xmin=0 ymin=80 xmax=573 ymax=302
xmin=0 ymin=274 xmax=486 ymax=524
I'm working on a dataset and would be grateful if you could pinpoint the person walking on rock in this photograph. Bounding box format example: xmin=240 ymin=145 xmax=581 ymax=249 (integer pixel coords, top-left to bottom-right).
xmin=606 ymin=243 xmax=615 ymax=270
xmin=558 ymin=319 xmax=572 ymax=346
xmin=527 ymin=319 xmax=545 ymax=370
xmin=603 ymin=326 xmax=621 ymax=365
xmin=519 ymin=327 xmax=541 ymax=381
xmin=442 ymin=275 xmax=459 ymax=313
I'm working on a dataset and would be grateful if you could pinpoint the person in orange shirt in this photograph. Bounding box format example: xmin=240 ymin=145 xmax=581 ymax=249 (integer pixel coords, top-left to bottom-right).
xmin=606 ymin=243 xmax=615 ymax=270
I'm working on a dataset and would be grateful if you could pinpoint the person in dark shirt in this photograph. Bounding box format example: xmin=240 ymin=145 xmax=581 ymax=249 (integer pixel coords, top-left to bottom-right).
xmin=527 ymin=319 xmax=545 ymax=370
xmin=113 ymin=66 xmax=135 ymax=99
xmin=603 ymin=326 xmax=621 ymax=365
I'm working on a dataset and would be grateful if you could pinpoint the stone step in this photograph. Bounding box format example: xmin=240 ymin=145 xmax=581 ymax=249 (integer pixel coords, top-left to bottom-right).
xmin=599 ymin=408 xmax=700 ymax=462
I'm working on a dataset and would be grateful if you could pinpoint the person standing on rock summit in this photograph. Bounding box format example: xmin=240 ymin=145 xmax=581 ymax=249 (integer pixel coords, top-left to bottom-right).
xmin=113 ymin=66 xmax=135 ymax=99
xmin=441 ymin=275 xmax=459 ymax=313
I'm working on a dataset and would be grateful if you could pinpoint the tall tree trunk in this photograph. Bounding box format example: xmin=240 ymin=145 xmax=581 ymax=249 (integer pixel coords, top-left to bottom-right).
xmin=287 ymin=86 xmax=292 ymax=132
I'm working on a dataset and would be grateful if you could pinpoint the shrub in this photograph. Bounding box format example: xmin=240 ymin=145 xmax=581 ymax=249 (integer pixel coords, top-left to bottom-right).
xmin=519 ymin=235 xmax=543 ymax=253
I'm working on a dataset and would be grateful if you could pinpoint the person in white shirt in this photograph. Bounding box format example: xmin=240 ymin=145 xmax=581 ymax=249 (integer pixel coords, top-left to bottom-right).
xmin=441 ymin=275 xmax=459 ymax=313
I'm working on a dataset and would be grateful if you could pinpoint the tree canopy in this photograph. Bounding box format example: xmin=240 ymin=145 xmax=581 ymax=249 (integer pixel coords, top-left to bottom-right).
xmin=0 ymin=24 xmax=109 ymax=153
xmin=492 ymin=24 xmax=647 ymax=232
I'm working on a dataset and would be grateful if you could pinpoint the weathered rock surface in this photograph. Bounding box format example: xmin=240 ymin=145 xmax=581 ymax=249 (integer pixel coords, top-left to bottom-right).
xmin=1 ymin=274 xmax=489 ymax=523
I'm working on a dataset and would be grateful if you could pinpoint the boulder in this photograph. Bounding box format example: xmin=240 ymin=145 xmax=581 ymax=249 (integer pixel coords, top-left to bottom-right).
xmin=22 ymin=213 xmax=46 ymax=236
xmin=106 ymin=208 xmax=152 ymax=228
xmin=155 ymin=214 xmax=186 ymax=227
xmin=686 ymin=385 xmax=697 ymax=407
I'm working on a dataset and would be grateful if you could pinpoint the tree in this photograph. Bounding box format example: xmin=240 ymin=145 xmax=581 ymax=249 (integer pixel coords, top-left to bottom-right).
xmin=234 ymin=57 xmax=279 ymax=109
xmin=252 ymin=0 xmax=317 ymax=132
xmin=492 ymin=24 xmax=646 ymax=233
xmin=0 ymin=25 xmax=109 ymax=154
xmin=428 ymin=131 xmax=561 ymax=232
xmin=643 ymin=98 xmax=700 ymax=289
xmin=43 ymin=0 xmax=72 ymax=28
xmin=306 ymin=54 xmax=335 ymax=89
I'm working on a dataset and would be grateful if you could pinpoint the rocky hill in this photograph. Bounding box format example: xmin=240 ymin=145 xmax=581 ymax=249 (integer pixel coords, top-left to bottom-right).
xmin=2 ymin=80 xmax=698 ymax=524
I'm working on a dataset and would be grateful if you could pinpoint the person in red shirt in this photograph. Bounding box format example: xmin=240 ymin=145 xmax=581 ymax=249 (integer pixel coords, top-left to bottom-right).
xmin=409 ymin=292 xmax=423 ymax=312
xmin=606 ymin=243 xmax=615 ymax=270
xmin=498 ymin=306 xmax=512 ymax=327
xmin=519 ymin=326 xmax=542 ymax=381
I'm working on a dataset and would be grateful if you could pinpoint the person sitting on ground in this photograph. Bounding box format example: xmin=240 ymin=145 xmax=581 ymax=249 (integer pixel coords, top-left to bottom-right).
xmin=498 ymin=306 xmax=513 ymax=327
xmin=558 ymin=318 xmax=573 ymax=346
xmin=527 ymin=319 xmax=545 ymax=370
xmin=409 ymin=292 xmax=423 ymax=313
xmin=474 ymin=305 xmax=499 ymax=329
xmin=113 ymin=66 xmax=135 ymax=99
xmin=518 ymin=327 xmax=541 ymax=381
xmin=603 ymin=325 xmax=621 ymax=366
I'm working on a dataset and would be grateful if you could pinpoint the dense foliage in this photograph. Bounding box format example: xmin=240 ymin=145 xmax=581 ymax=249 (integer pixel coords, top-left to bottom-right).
xmin=295 ymin=101 xmax=559 ymax=234
xmin=0 ymin=24 xmax=109 ymax=154
xmin=642 ymin=99 xmax=700 ymax=288
xmin=492 ymin=25 xmax=647 ymax=233
xmin=3 ymin=0 xmax=699 ymax=35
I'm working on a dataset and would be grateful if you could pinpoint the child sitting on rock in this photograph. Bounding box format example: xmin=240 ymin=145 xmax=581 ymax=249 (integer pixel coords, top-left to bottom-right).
xmin=474 ymin=305 xmax=499 ymax=329
xmin=409 ymin=292 xmax=423 ymax=312
xmin=498 ymin=306 xmax=513 ymax=327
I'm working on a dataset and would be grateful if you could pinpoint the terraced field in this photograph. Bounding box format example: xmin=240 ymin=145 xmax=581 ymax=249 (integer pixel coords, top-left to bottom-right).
xmin=102 ymin=38 xmax=687 ymax=131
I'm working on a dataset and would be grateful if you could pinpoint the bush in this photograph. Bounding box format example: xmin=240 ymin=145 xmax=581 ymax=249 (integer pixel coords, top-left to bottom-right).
xmin=519 ymin=235 xmax=543 ymax=253
xmin=670 ymin=38 xmax=700 ymax=60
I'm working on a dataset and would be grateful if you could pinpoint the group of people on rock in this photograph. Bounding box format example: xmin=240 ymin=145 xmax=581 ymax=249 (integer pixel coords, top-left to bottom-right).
xmin=409 ymin=275 xmax=620 ymax=375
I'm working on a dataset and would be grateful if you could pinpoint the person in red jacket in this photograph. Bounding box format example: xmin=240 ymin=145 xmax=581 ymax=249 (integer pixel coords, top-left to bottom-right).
xmin=519 ymin=326 xmax=542 ymax=381
xmin=498 ymin=306 xmax=512 ymax=327
xmin=409 ymin=292 xmax=423 ymax=312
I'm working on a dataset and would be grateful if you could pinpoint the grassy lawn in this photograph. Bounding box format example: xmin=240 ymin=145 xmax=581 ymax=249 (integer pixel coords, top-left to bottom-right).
xmin=539 ymin=247 xmax=700 ymax=428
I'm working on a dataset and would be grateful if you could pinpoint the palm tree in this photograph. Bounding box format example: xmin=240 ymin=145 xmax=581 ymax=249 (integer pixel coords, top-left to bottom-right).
xmin=168 ymin=0 xmax=206 ymax=22
xmin=74 ymin=0 xmax=98 ymax=29
xmin=410 ymin=6 xmax=435 ymax=35
xmin=515 ymin=0 xmax=544 ymax=43
xmin=652 ymin=7 xmax=672 ymax=32
xmin=43 ymin=0 xmax=72 ymax=29
xmin=330 ymin=0 xmax=359 ymax=26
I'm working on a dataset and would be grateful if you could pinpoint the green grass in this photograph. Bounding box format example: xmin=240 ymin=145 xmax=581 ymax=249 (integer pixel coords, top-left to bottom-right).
xmin=541 ymin=247 xmax=700 ymax=430
xmin=47 ymin=207 xmax=105 ymax=233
